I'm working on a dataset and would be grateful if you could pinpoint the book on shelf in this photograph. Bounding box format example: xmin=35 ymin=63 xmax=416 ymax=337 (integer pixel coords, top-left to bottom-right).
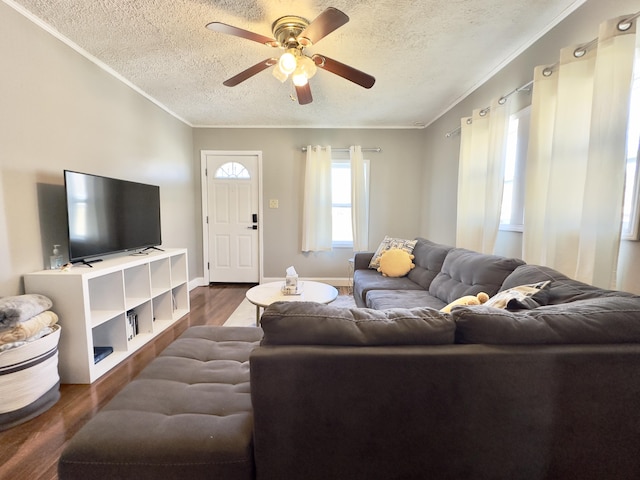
xmin=126 ymin=309 xmax=138 ymax=340
xmin=93 ymin=346 xmax=113 ymax=364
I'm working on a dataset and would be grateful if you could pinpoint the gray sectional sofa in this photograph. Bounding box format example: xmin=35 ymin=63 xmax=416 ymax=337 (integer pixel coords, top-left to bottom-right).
xmin=58 ymin=238 xmax=640 ymax=479
xmin=353 ymin=237 xmax=527 ymax=309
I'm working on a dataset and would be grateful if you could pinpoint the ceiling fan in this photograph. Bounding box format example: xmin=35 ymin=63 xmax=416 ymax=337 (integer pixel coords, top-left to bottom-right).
xmin=206 ymin=7 xmax=375 ymax=105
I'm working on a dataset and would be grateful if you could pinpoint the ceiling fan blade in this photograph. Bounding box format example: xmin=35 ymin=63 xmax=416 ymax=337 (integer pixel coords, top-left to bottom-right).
xmin=298 ymin=7 xmax=349 ymax=46
xmin=223 ymin=59 xmax=277 ymax=87
xmin=296 ymin=83 xmax=313 ymax=105
xmin=206 ymin=22 xmax=277 ymax=46
xmin=312 ymin=54 xmax=375 ymax=89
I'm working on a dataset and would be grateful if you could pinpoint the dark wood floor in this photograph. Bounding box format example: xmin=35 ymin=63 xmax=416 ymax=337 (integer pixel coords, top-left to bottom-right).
xmin=0 ymin=283 xmax=250 ymax=480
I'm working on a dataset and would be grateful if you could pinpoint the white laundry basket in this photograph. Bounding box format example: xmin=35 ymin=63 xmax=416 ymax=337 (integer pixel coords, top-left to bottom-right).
xmin=0 ymin=324 xmax=61 ymax=430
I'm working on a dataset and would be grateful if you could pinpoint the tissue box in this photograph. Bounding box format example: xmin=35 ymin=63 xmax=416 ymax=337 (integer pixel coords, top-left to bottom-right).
xmin=284 ymin=274 xmax=298 ymax=294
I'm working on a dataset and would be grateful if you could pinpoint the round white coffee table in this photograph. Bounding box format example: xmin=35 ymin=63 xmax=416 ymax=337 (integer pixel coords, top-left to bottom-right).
xmin=246 ymin=280 xmax=338 ymax=325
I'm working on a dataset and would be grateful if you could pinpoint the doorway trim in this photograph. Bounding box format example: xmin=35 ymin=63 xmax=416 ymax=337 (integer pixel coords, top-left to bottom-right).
xmin=201 ymin=150 xmax=264 ymax=284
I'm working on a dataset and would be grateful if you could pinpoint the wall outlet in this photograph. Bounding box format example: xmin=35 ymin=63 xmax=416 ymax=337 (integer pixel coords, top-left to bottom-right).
xmin=269 ymin=199 xmax=279 ymax=208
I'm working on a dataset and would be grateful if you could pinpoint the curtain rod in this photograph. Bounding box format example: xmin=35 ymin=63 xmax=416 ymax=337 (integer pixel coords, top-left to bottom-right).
xmin=445 ymin=9 xmax=640 ymax=139
xmin=300 ymin=147 xmax=382 ymax=152
xmin=444 ymin=79 xmax=534 ymax=138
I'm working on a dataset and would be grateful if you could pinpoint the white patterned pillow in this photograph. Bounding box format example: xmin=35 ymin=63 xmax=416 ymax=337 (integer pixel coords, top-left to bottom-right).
xmin=484 ymin=281 xmax=551 ymax=310
xmin=369 ymin=236 xmax=417 ymax=269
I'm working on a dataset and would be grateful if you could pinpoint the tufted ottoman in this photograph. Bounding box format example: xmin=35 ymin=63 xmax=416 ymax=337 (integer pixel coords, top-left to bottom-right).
xmin=58 ymin=326 xmax=263 ymax=480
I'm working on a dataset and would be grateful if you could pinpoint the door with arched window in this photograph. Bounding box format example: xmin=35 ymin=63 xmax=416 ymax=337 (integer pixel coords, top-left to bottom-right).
xmin=202 ymin=151 xmax=261 ymax=283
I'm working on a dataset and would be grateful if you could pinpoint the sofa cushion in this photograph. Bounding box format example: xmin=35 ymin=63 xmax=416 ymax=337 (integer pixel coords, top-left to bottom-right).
xmin=353 ymin=268 xmax=423 ymax=307
xmin=454 ymin=296 xmax=640 ymax=344
xmin=365 ymin=290 xmax=447 ymax=310
xmin=429 ymin=249 xmax=525 ymax=304
xmin=368 ymin=236 xmax=417 ymax=269
xmin=500 ymin=264 xmax=637 ymax=305
xmin=261 ymin=301 xmax=455 ymax=346
xmin=406 ymin=238 xmax=454 ymax=289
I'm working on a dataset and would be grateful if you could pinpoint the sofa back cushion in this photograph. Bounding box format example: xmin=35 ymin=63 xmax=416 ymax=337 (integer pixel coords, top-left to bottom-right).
xmin=406 ymin=238 xmax=454 ymax=289
xmin=453 ymin=296 xmax=640 ymax=344
xmin=429 ymin=249 xmax=525 ymax=304
xmin=501 ymin=264 xmax=637 ymax=305
xmin=261 ymin=301 xmax=455 ymax=346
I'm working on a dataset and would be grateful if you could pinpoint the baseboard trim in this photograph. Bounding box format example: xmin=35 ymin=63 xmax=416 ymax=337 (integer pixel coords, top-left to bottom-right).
xmin=190 ymin=277 xmax=351 ymax=289
xmin=261 ymin=277 xmax=350 ymax=287
xmin=189 ymin=277 xmax=207 ymax=290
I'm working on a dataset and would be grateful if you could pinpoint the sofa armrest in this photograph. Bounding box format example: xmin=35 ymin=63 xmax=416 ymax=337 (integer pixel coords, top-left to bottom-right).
xmin=250 ymin=344 xmax=640 ymax=480
xmin=353 ymin=252 xmax=374 ymax=270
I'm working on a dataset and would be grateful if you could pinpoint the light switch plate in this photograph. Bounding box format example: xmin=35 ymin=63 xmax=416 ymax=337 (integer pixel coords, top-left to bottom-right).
xmin=269 ymin=199 xmax=279 ymax=208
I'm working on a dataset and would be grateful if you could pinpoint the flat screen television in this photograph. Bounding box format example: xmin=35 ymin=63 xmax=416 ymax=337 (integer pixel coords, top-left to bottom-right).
xmin=64 ymin=170 xmax=162 ymax=264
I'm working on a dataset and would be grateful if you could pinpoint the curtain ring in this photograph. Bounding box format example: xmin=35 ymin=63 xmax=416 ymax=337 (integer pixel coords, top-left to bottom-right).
xmin=618 ymin=19 xmax=633 ymax=31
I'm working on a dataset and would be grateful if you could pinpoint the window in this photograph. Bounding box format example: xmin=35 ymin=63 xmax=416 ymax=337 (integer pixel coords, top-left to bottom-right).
xmin=500 ymin=105 xmax=530 ymax=232
xmin=622 ymin=68 xmax=640 ymax=240
xmin=214 ymin=162 xmax=250 ymax=179
xmin=331 ymin=159 xmax=370 ymax=247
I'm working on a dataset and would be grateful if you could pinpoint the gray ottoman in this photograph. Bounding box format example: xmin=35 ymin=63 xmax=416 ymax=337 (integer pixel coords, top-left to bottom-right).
xmin=58 ymin=326 xmax=263 ymax=480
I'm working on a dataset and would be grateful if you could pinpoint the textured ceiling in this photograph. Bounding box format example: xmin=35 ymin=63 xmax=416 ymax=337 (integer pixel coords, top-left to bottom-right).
xmin=9 ymin=0 xmax=587 ymax=128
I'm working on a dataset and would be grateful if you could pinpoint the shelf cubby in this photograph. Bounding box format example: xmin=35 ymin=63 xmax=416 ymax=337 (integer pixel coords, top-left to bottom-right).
xmin=150 ymin=258 xmax=171 ymax=296
xmin=93 ymin=314 xmax=128 ymax=353
xmin=171 ymin=283 xmax=190 ymax=320
xmin=88 ymin=272 xmax=124 ymax=320
xmin=170 ymin=254 xmax=188 ymax=286
xmin=152 ymin=291 xmax=174 ymax=324
xmin=124 ymin=264 xmax=151 ymax=310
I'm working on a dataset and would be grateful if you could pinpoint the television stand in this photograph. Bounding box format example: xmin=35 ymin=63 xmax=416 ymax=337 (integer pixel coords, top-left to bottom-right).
xmin=24 ymin=248 xmax=190 ymax=383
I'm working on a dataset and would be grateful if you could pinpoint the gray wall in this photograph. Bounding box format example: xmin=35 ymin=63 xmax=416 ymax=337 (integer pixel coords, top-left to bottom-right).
xmin=193 ymin=128 xmax=425 ymax=281
xmin=0 ymin=2 xmax=196 ymax=296
xmin=420 ymin=0 xmax=640 ymax=294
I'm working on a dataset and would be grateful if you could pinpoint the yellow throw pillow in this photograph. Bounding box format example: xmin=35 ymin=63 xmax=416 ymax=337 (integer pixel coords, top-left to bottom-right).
xmin=377 ymin=248 xmax=415 ymax=277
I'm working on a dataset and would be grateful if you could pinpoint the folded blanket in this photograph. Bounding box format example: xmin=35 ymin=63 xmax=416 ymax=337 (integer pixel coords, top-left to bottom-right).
xmin=0 ymin=326 xmax=55 ymax=353
xmin=0 ymin=311 xmax=58 ymax=345
xmin=0 ymin=294 xmax=53 ymax=328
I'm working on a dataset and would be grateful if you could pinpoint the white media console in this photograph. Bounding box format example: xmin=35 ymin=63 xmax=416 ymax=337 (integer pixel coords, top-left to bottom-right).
xmin=24 ymin=248 xmax=190 ymax=384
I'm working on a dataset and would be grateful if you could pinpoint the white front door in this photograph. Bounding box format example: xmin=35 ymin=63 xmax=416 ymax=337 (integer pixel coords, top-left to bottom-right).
xmin=202 ymin=151 xmax=261 ymax=283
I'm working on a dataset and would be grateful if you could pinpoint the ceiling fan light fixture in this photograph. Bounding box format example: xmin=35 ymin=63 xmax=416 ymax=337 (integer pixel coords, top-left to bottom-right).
xmin=272 ymin=65 xmax=289 ymax=82
xmin=291 ymin=55 xmax=317 ymax=86
xmin=278 ymin=50 xmax=297 ymax=75
xmin=292 ymin=69 xmax=308 ymax=87
xmin=299 ymin=55 xmax=317 ymax=79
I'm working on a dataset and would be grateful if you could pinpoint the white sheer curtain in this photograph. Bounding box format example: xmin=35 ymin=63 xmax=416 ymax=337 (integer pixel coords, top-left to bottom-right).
xmin=457 ymin=97 xmax=510 ymax=253
xmin=350 ymin=145 xmax=369 ymax=251
xmin=523 ymin=15 xmax=637 ymax=288
xmin=301 ymin=145 xmax=333 ymax=252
